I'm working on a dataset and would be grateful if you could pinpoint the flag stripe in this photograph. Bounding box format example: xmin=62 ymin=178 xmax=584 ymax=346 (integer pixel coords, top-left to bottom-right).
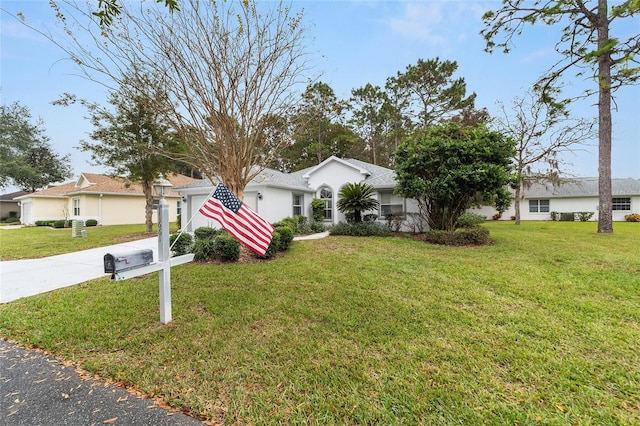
xmin=200 ymin=204 xmax=269 ymax=255
xmin=198 ymin=184 xmax=274 ymax=256
xmin=200 ymin=201 xmax=272 ymax=253
xmin=200 ymin=200 xmax=271 ymax=255
xmin=200 ymin=200 xmax=273 ymax=244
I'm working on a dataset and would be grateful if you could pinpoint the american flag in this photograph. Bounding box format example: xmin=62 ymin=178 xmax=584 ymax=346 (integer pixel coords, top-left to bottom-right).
xmin=199 ymin=183 xmax=274 ymax=256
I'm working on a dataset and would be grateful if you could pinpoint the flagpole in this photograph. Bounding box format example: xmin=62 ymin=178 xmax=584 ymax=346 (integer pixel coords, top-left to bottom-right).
xmin=169 ymin=184 xmax=219 ymax=251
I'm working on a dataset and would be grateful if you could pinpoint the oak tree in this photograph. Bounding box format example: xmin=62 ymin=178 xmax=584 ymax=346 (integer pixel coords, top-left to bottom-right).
xmin=0 ymin=102 xmax=73 ymax=192
xmin=395 ymin=123 xmax=515 ymax=232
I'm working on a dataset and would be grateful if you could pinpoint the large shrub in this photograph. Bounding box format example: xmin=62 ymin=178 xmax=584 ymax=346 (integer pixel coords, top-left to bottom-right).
xmin=424 ymin=228 xmax=491 ymax=246
xmin=329 ymin=221 xmax=391 ymax=237
xmin=395 ymin=122 xmax=514 ymax=231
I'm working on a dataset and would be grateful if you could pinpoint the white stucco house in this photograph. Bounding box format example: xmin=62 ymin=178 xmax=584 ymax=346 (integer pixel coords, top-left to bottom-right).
xmin=474 ymin=177 xmax=640 ymax=221
xmin=176 ymin=156 xmax=422 ymax=231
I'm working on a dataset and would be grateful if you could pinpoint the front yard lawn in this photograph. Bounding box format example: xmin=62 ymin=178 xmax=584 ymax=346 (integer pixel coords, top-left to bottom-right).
xmin=1 ymin=222 xmax=639 ymax=424
xmin=0 ymin=224 xmax=176 ymax=260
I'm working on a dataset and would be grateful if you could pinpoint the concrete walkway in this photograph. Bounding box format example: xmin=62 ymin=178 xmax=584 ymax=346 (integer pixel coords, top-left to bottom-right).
xmin=0 ymin=231 xmax=329 ymax=304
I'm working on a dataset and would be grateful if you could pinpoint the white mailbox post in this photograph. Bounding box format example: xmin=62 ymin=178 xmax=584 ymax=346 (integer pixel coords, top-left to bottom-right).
xmin=154 ymin=175 xmax=173 ymax=324
xmin=104 ymin=174 xmax=193 ymax=325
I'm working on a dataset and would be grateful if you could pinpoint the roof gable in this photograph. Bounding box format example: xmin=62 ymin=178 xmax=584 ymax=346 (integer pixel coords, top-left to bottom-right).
xmin=302 ymin=156 xmax=371 ymax=179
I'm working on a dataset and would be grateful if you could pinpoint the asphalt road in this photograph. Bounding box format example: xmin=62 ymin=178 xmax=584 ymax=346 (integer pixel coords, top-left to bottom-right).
xmin=0 ymin=339 xmax=205 ymax=425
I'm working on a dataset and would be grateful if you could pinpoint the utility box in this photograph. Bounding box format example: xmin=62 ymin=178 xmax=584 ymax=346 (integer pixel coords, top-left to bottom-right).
xmin=104 ymin=249 xmax=154 ymax=274
xmin=72 ymin=220 xmax=86 ymax=238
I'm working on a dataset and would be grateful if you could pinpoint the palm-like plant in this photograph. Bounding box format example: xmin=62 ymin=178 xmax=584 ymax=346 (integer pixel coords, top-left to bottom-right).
xmin=337 ymin=182 xmax=380 ymax=223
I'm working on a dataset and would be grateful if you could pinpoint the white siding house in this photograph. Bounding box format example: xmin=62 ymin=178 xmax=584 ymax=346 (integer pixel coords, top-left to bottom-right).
xmin=473 ymin=178 xmax=640 ymax=221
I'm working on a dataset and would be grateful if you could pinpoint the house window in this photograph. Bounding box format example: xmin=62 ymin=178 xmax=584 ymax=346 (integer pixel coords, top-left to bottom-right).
xmin=152 ymin=199 xmax=159 ymax=210
xmin=177 ymin=200 xmax=182 ymax=216
xmin=380 ymin=191 xmax=404 ymax=217
xmin=292 ymin=194 xmax=303 ymax=216
xmin=529 ymin=199 xmax=550 ymax=213
xmin=73 ymin=198 xmax=80 ymax=216
xmin=612 ymin=197 xmax=631 ymax=211
xmin=320 ymin=187 xmax=332 ymax=220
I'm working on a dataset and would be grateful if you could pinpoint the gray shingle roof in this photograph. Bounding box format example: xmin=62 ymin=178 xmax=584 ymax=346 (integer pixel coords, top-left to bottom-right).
xmin=525 ymin=177 xmax=640 ymax=198
xmin=175 ymin=157 xmax=398 ymax=191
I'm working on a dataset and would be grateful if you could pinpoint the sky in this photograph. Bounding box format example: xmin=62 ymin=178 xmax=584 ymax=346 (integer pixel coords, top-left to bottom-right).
xmin=1 ymin=0 xmax=639 ymax=195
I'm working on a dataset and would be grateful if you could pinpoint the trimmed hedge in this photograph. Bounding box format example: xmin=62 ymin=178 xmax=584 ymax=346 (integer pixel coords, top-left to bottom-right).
xmin=274 ymin=225 xmax=294 ymax=251
xmin=329 ymin=221 xmax=392 ymax=237
xmin=85 ymin=219 xmax=98 ymax=227
xmin=35 ymin=220 xmax=54 ymax=227
xmin=262 ymin=231 xmax=281 ymax=259
xmin=213 ymin=233 xmax=241 ymax=261
xmin=193 ymin=231 xmax=241 ymax=262
xmin=194 ymin=226 xmax=223 ymax=240
xmin=424 ymin=228 xmax=491 ymax=246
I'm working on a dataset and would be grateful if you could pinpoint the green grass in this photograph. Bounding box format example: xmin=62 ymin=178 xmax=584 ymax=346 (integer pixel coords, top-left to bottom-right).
xmin=1 ymin=222 xmax=639 ymax=424
xmin=0 ymin=224 xmax=177 ymax=260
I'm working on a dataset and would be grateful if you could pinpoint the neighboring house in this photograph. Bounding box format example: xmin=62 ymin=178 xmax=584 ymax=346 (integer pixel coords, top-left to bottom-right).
xmin=14 ymin=173 xmax=199 ymax=226
xmin=0 ymin=190 xmax=29 ymax=220
xmin=177 ymin=156 xmax=422 ymax=232
xmin=474 ymin=177 xmax=640 ymax=221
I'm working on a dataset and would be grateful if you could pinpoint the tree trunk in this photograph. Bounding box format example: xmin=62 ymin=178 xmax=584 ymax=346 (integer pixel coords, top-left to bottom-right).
xmin=597 ymin=0 xmax=613 ymax=234
xmin=514 ymin=186 xmax=522 ymax=225
xmin=143 ymin=182 xmax=154 ymax=233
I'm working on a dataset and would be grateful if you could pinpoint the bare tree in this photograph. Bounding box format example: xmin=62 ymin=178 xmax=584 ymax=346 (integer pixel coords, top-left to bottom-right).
xmin=482 ymin=0 xmax=640 ymax=233
xmin=14 ymin=0 xmax=310 ymax=198
xmin=493 ymin=90 xmax=596 ymax=224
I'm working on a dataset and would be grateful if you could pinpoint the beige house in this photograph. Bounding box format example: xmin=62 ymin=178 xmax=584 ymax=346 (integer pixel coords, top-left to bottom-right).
xmin=14 ymin=173 xmax=198 ymax=226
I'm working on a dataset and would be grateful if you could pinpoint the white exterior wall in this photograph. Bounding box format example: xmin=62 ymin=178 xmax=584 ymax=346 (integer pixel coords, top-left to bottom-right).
xmin=469 ymin=195 xmax=639 ymax=222
xmin=306 ymin=162 xmax=368 ymax=225
xmin=183 ymin=193 xmax=221 ymax=232
xmin=252 ymin=187 xmax=299 ymax=223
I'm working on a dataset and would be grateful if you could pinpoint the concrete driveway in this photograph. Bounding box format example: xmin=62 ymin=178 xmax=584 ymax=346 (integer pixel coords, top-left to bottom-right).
xmin=0 ymin=231 xmax=329 ymax=304
xmin=0 ymin=237 xmax=158 ymax=304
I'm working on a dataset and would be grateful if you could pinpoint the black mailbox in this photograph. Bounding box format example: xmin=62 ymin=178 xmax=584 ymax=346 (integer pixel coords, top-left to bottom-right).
xmin=104 ymin=249 xmax=154 ymax=274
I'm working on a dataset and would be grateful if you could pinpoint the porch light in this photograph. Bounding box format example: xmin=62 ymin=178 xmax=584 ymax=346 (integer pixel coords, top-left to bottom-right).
xmin=153 ymin=174 xmax=173 ymax=199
